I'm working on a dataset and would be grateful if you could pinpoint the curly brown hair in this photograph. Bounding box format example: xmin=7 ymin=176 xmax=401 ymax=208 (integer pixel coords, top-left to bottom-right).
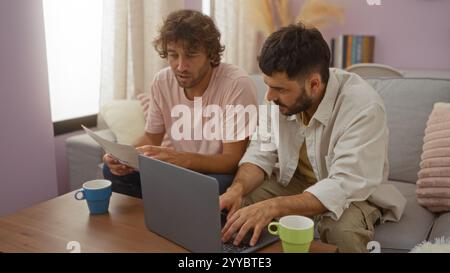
xmin=153 ymin=10 xmax=225 ymax=67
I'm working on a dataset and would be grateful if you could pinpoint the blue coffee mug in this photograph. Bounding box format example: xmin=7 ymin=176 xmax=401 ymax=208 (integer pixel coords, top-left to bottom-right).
xmin=75 ymin=179 xmax=112 ymax=214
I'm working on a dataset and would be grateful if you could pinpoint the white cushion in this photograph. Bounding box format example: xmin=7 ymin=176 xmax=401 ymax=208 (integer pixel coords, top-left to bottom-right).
xmin=100 ymin=100 xmax=145 ymax=145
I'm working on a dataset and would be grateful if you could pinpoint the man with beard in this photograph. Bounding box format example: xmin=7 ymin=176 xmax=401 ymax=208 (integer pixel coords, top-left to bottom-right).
xmin=102 ymin=10 xmax=257 ymax=198
xmin=219 ymin=23 xmax=406 ymax=252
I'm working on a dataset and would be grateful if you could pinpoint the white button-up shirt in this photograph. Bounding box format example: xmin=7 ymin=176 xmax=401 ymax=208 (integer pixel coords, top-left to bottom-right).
xmin=240 ymin=68 xmax=406 ymax=222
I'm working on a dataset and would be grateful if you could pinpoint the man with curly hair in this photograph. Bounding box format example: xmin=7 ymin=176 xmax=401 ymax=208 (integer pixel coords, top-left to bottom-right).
xmin=103 ymin=10 xmax=258 ymax=198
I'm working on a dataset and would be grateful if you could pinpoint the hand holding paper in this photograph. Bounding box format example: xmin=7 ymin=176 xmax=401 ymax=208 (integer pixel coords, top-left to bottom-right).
xmin=82 ymin=125 xmax=140 ymax=170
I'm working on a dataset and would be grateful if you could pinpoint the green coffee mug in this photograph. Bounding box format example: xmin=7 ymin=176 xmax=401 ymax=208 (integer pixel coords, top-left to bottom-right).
xmin=268 ymin=215 xmax=314 ymax=253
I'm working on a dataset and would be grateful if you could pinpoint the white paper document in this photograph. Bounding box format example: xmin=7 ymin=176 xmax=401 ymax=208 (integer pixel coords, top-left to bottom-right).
xmin=82 ymin=125 xmax=139 ymax=170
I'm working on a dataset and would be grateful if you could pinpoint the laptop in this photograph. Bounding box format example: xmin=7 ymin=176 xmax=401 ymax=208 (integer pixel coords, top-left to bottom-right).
xmin=138 ymin=155 xmax=279 ymax=253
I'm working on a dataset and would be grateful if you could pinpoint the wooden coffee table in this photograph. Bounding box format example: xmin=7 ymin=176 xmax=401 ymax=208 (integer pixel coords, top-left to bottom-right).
xmin=0 ymin=192 xmax=337 ymax=253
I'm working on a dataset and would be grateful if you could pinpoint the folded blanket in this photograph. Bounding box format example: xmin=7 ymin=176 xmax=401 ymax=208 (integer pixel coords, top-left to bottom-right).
xmin=417 ymin=197 xmax=450 ymax=210
xmin=418 ymin=167 xmax=450 ymax=178
xmin=420 ymin=157 xmax=450 ymax=168
xmin=426 ymin=107 xmax=450 ymax=125
xmin=417 ymin=177 xmax=450 ymax=188
xmin=423 ymin=138 xmax=450 ymax=151
xmin=416 ymin=187 xmax=450 ymax=198
xmin=416 ymin=104 xmax=450 ymax=213
xmin=421 ymin=147 xmax=450 ymax=160
xmin=423 ymin=129 xmax=450 ymax=143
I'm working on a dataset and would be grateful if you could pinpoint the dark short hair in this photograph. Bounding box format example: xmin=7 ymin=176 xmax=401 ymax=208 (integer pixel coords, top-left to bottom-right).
xmin=258 ymin=23 xmax=330 ymax=83
xmin=153 ymin=9 xmax=225 ymax=67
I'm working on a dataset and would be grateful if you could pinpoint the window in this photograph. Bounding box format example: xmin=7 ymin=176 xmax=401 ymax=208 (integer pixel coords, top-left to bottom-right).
xmin=202 ymin=0 xmax=211 ymax=16
xmin=43 ymin=0 xmax=103 ymax=122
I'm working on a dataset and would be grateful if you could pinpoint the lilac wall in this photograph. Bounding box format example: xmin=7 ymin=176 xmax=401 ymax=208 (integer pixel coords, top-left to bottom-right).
xmin=291 ymin=0 xmax=450 ymax=70
xmin=0 ymin=0 xmax=58 ymax=216
xmin=54 ymin=130 xmax=84 ymax=194
xmin=181 ymin=0 xmax=450 ymax=70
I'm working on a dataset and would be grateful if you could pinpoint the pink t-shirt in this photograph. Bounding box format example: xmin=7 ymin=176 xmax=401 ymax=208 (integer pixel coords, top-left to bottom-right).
xmin=145 ymin=63 xmax=258 ymax=155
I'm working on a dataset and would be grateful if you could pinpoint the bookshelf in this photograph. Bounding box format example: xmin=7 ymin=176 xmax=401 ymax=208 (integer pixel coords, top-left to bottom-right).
xmin=330 ymin=34 xmax=450 ymax=80
xmin=331 ymin=35 xmax=375 ymax=69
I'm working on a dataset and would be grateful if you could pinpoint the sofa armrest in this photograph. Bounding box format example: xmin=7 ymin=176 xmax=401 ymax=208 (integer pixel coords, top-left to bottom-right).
xmin=66 ymin=129 xmax=116 ymax=190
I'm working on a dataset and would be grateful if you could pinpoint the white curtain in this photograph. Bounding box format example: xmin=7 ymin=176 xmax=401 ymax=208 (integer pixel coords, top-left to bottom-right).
xmin=99 ymin=0 xmax=183 ymax=107
xmin=211 ymin=0 xmax=263 ymax=74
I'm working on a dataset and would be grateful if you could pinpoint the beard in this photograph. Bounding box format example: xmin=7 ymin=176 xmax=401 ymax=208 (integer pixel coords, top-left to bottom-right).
xmin=275 ymin=88 xmax=313 ymax=116
xmin=175 ymin=61 xmax=211 ymax=89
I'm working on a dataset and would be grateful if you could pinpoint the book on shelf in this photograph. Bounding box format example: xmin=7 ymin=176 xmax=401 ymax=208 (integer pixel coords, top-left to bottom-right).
xmin=330 ymin=35 xmax=375 ymax=69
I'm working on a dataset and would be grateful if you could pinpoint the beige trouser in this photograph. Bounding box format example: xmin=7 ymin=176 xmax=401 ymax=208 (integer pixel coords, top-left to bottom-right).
xmin=242 ymin=176 xmax=382 ymax=253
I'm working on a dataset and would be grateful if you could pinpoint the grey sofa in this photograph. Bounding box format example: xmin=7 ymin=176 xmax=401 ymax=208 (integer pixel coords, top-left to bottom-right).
xmin=66 ymin=75 xmax=450 ymax=252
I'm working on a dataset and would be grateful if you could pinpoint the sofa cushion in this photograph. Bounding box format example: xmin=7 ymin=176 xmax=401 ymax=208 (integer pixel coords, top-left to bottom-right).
xmin=365 ymin=78 xmax=450 ymax=184
xmin=429 ymin=212 xmax=450 ymax=241
xmin=101 ymin=100 xmax=145 ymax=145
xmin=374 ymin=180 xmax=435 ymax=252
xmin=416 ymin=103 xmax=450 ymax=212
xmin=135 ymin=93 xmax=172 ymax=147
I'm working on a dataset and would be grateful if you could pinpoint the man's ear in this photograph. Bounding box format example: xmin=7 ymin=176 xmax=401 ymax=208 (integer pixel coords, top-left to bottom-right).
xmin=307 ymin=72 xmax=322 ymax=95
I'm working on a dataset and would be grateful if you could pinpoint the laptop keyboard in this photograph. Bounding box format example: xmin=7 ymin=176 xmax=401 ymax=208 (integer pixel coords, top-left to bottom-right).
xmin=222 ymin=242 xmax=251 ymax=253
xmin=221 ymin=230 xmax=253 ymax=253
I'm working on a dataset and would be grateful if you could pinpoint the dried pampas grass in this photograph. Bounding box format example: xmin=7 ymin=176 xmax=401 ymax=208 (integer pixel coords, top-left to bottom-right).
xmin=298 ymin=0 xmax=344 ymax=30
xmin=249 ymin=0 xmax=345 ymax=36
